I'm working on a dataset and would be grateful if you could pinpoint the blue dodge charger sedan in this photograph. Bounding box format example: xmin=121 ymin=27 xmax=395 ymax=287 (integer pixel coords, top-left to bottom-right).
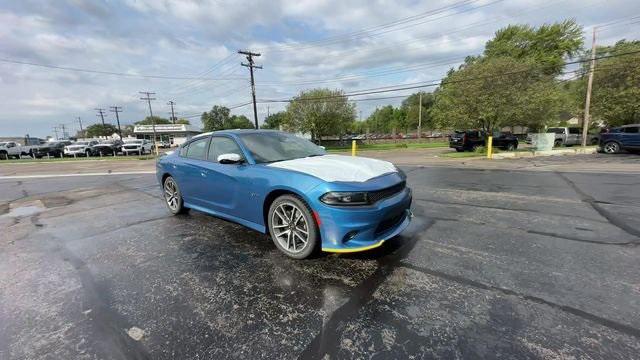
xmin=156 ymin=130 xmax=412 ymax=259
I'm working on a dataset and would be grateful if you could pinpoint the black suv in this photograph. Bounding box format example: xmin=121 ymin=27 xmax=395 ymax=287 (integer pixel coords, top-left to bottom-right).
xmin=449 ymin=130 xmax=519 ymax=152
xmin=32 ymin=140 xmax=72 ymax=158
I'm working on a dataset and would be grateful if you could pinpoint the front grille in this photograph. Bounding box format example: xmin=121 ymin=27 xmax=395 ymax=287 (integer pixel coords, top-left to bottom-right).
xmin=368 ymin=181 xmax=405 ymax=204
xmin=374 ymin=211 xmax=406 ymax=236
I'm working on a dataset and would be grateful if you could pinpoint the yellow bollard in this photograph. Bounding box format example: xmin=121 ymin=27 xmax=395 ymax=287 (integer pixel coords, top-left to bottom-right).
xmin=351 ymin=140 xmax=357 ymax=156
xmin=486 ymin=136 xmax=493 ymax=159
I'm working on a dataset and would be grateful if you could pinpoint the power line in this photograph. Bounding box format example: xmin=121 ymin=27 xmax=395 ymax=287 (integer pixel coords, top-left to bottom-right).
xmin=0 ymin=58 xmax=244 ymax=81
xmin=257 ymin=50 xmax=640 ymax=103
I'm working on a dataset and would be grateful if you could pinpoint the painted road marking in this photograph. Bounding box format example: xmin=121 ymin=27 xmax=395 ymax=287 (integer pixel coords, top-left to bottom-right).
xmin=0 ymin=171 xmax=156 ymax=180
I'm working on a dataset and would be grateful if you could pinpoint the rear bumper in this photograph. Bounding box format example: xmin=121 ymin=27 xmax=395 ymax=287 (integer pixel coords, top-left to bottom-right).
xmin=317 ymin=187 xmax=413 ymax=253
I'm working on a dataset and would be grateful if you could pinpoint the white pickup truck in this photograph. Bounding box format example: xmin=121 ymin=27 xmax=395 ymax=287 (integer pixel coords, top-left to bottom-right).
xmin=0 ymin=141 xmax=37 ymax=159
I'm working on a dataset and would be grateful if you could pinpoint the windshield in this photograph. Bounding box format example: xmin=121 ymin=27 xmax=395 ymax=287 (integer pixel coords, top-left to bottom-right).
xmin=73 ymin=142 xmax=89 ymax=146
xmin=0 ymin=142 xmax=6 ymax=147
xmin=239 ymin=132 xmax=325 ymax=163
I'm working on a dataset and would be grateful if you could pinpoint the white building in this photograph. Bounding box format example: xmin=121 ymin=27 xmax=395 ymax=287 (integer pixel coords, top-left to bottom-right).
xmin=133 ymin=124 xmax=201 ymax=146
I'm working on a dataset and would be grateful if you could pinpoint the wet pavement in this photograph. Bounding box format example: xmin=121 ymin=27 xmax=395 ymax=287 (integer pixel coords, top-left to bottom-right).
xmin=1 ymin=156 xmax=639 ymax=359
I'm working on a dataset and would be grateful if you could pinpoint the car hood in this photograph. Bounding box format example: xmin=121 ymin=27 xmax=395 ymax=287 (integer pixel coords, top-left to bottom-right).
xmin=267 ymin=154 xmax=397 ymax=183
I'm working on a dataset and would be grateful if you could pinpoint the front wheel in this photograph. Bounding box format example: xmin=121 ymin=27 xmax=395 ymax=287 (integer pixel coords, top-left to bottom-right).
xmin=268 ymin=195 xmax=318 ymax=259
xmin=163 ymin=176 xmax=189 ymax=215
xmin=603 ymin=141 xmax=620 ymax=154
xmin=554 ymin=140 xmax=563 ymax=148
xmin=506 ymin=143 xmax=516 ymax=151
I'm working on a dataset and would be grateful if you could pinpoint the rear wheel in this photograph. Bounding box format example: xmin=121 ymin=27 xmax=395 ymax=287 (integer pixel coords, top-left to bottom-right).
xmin=603 ymin=141 xmax=620 ymax=154
xmin=554 ymin=140 xmax=563 ymax=148
xmin=268 ymin=195 xmax=318 ymax=259
xmin=163 ymin=176 xmax=189 ymax=215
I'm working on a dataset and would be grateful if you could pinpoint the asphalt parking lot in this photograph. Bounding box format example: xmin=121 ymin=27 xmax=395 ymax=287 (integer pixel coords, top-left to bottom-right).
xmin=1 ymin=154 xmax=640 ymax=359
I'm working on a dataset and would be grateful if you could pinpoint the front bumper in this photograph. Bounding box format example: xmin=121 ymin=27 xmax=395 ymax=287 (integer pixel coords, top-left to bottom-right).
xmin=64 ymin=149 xmax=86 ymax=156
xmin=317 ymin=187 xmax=413 ymax=253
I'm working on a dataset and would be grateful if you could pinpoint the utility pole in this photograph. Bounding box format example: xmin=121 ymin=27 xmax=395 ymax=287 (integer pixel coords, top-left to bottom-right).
xmin=168 ymin=100 xmax=176 ymax=124
xmin=140 ymin=91 xmax=158 ymax=154
xmin=582 ymin=27 xmax=597 ymax=147
xmin=95 ymin=108 xmax=106 ymax=126
xmin=110 ymin=106 xmax=124 ymax=140
xmin=77 ymin=117 xmax=83 ymax=135
xmin=59 ymin=124 xmax=67 ymax=139
xmin=238 ymin=50 xmax=262 ymax=129
xmin=52 ymin=126 xmax=59 ymax=139
xmin=418 ymin=93 xmax=423 ymax=139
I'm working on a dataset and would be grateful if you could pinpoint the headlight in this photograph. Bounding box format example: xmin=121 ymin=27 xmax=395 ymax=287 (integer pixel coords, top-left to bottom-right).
xmin=320 ymin=191 xmax=369 ymax=206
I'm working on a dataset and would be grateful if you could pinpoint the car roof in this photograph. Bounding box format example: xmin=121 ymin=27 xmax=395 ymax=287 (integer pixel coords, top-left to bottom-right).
xmin=619 ymin=124 xmax=640 ymax=128
xmin=193 ymin=129 xmax=280 ymax=138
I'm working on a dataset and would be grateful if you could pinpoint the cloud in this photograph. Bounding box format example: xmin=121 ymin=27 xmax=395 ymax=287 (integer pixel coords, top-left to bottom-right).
xmin=0 ymin=0 xmax=639 ymax=136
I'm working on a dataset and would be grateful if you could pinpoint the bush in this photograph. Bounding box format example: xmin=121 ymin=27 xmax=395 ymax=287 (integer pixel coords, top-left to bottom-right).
xmin=474 ymin=146 xmax=486 ymax=154
xmin=395 ymin=143 xmax=408 ymax=148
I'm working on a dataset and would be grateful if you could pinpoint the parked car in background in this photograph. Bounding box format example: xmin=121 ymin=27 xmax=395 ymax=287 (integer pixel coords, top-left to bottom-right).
xmin=64 ymin=140 xmax=99 ymax=157
xmin=0 ymin=141 xmax=24 ymax=159
xmin=159 ymin=141 xmax=171 ymax=148
xmin=0 ymin=140 xmax=45 ymax=159
xmin=545 ymin=127 xmax=599 ymax=147
xmin=599 ymin=124 xmax=640 ymax=154
xmin=87 ymin=140 xmax=123 ymax=156
xmin=449 ymin=130 xmax=518 ymax=152
xmin=122 ymin=139 xmax=153 ymax=155
xmin=32 ymin=140 xmax=72 ymax=158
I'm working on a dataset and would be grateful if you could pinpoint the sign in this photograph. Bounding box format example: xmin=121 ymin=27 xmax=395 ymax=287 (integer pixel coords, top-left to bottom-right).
xmin=134 ymin=124 xmax=198 ymax=133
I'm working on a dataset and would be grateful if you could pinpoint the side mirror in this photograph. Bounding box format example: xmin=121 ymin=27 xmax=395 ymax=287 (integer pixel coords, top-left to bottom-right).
xmin=217 ymin=153 xmax=243 ymax=164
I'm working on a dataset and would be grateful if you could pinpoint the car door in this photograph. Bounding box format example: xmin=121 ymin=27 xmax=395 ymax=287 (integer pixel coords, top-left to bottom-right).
xmin=621 ymin=126 xmax=640 ymax=147
xmin=567 ymin=128 xmax=581 ymax=145
xmin=196 ymin=136 xmax=253 ymax=220
xmin=173 ymin=136 xmax=211 ymax=207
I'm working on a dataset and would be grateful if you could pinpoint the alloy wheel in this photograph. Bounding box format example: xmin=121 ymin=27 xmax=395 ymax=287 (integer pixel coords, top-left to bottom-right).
xmin=164 ymin=178 xmax=180 ymax=211
xmin=271 ymin=202 xmax=309 ymax=254
xmin=604 ymin=142 xmax=619 ymax=154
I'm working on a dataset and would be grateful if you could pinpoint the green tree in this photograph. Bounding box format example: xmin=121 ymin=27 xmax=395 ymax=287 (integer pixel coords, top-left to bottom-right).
xmin=579 ymin=40 xmax=640 ymax=126
xmin=201 ymin=105 xmax=230 ymax=131
xmin=227 ymin=115 xmax=254 ymax=129
xmin=175 ymin=118 xmax=191 ymax=125
xmin=366 ymin=105 xmax=396 ymax=133
xmin=86 ymin=123 xmax=119 ymax=137
xmin=283 ymin=89 xmax=356 ymax=142
xmin=135 ymin=116 xmax=171 ymax=125
xmin=401 ymin=92 xmax=435 ymax=132
xmin=262 ymin=111 xmax=286 ymax=129
xmin=484 ymin=20 xmax=583 ymax=75
xmin=431 ymin=57 xmax=566 ymax=132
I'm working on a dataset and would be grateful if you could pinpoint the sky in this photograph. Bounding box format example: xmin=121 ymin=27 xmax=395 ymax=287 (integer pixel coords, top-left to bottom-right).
xmin=0 ymin=0 xmax=639 ymax=138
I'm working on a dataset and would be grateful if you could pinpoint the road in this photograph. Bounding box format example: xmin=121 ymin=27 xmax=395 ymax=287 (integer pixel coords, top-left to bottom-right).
xmin=1 ymin=155 xmax=639 ymax=359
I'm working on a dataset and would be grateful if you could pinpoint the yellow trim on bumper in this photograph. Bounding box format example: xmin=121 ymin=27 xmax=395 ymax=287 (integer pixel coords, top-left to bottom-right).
xmin=322 ymin=240 xmax=385 ymax=253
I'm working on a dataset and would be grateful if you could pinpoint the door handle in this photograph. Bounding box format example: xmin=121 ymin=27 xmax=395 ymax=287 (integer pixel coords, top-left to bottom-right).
xmin=200 ymin=171 xmax=207 ymax=177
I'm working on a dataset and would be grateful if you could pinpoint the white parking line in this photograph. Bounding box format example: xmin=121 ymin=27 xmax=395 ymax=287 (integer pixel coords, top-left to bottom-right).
xmin=0 ymin=171 xmax=156 ymax=180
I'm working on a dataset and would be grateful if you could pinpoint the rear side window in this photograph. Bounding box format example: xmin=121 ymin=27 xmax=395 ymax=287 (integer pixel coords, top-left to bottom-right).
xmin=623 ymin=126 xmax=639 ymax=133
xmin=548 ymin=128 xmax=565 ymax=134
xmin=185 ymin=137 xmax=208 ymax=160
xmin=568 ymin=128 xmax=580 ymax=134
xmin=208 ymin=137 xmax=243 ymax=162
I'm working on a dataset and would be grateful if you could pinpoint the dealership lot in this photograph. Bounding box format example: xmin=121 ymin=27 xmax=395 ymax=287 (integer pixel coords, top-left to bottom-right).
xmin=1 ymin=155 xmax=639 ymax=359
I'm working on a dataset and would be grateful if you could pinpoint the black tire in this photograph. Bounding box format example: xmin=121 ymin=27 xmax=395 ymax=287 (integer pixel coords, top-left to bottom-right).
xmin=554 ymin=140 xmax=563 ymax=148
xmin=506 ymin=143 xmax=516 ymax=151
xmin=268 ymin=195 xmax=319 ymax=259
xmin=603 ymin=141 xmax=620 ymax=154
xmin=455 ymin=148 xmax=464 ymax=152
xmin=590 ymin=138 xmax=599 ymax=146
xmin=85 ymin=150 xmax=92 ymax=157
xmin=163 ymin=176 xmax=189 ymax=215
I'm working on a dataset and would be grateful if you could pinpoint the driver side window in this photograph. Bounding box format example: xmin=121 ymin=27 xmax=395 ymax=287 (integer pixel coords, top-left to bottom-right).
xmin=208 ymin=137 xmax=243 ymax=163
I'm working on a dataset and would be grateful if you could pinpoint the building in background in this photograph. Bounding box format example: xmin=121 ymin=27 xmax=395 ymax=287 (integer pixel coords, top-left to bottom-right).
xmin=133 ymin=124 xmax=201 ymax=146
